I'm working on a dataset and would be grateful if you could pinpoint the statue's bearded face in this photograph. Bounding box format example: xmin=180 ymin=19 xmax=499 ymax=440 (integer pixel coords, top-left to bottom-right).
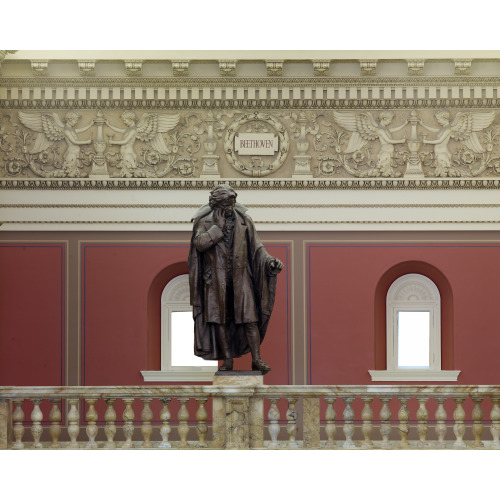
xmin=218 ymin=196 xmax=236 ymax=216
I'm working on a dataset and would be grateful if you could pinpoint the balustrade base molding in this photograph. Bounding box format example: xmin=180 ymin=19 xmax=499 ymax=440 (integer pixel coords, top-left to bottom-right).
xmin=212 ymin=372 xmax=264 ymax=450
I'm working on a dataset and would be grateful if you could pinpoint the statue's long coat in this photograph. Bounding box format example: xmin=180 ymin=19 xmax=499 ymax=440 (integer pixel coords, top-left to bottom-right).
xmin=188 ymin=204 xmax=278 ymax=360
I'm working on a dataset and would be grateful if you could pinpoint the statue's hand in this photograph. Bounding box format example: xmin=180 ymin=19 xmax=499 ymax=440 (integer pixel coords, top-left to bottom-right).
xmin=268 ymin=257 xmax=284 ymax=274
xmin=214 ymin=208 xmax=226 ymax=230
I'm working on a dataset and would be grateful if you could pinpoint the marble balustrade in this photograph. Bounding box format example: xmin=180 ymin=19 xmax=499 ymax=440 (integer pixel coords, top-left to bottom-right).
xmin=0 ymin=385 xmax=499 ymax=449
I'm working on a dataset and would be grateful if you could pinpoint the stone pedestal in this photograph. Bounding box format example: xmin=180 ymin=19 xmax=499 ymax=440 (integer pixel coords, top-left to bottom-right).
xmin=212 ymin=371 xmax=263 ymax=449
xmin=292 ymin=154 xmax=313 ymax=178
xmin=199 ymin=154 xmax=221 ymax=178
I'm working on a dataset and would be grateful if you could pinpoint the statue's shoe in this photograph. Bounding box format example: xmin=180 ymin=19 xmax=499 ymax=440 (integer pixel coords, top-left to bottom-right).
xmin=252 ymin=358 xmax=271 ymax=374
xmin=219 ymin=359 xmax=233 ymax=371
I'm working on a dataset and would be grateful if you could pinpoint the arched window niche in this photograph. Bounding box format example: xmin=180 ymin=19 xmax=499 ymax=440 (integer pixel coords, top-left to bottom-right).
xmin=370 ymin=272 xmax=460 ymax=382
xmin=141 ymin=273 xmax=217 ymax=382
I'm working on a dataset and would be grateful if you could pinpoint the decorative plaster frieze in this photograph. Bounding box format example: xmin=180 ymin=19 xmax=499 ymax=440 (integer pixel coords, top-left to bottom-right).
xmin=266 ymin=60 xmax=283 ymax=77
xmin=31 ymin=60 xmax=49 ymax=76
xmin=455 ymin=59 xmax=472 ymax=75
xmin=313 ymin=60 xmax=330 ymax=76
xmin=360 ymin=60 xmax=377 ymax=76
xmin=172 ymin=60 xmax=189 ymax=77
xmin=2 ymin=108 xmax=500 ymax=182
xmin=78 ymin=60 xmax=96 ymax=77
xmin=219 ymin=60 xmax=236 ymax=77
xmin=407 ymin=59 xmax=425 ymax=76
xmin=125 ymin=60 xmax=142 ymax=77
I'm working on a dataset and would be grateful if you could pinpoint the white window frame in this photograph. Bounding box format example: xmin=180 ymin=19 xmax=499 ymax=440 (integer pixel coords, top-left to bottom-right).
xmin=369 ymin=273 xmax=460 ymax=382
xmin=141 ymin=274 xmax=217 ymax=382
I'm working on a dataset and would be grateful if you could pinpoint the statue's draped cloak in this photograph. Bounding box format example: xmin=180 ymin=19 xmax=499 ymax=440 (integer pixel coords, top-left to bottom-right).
xmin=188 ymin=204 xmax=278 ymax=360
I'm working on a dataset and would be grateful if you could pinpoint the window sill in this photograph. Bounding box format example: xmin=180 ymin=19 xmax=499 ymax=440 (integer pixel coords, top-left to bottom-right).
xmin=369 ymin=370 xmax=461 ymax=382
xmin=141 ymin=369 xmax=218 ymax=382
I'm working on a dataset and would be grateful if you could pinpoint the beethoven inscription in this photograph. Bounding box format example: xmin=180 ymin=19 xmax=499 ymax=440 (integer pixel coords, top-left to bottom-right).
xmin=234 ymin=133 xmax=279 ymax=155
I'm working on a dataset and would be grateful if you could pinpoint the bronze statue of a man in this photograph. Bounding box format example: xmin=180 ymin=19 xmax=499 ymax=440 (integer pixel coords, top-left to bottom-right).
xmin=188 ymin=184 xmax=283 ymax=373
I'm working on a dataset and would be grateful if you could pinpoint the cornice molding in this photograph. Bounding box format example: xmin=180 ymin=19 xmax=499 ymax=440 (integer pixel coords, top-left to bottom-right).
xmin=3 ymin=203 xmax=499 ymax=209
xmin=1 ymin=178 xmax=500 ymax=190
xmin=2 ymin=76 xmax=500 ymax=86
xmin=3 ymin=219 xmax=500 ymax=225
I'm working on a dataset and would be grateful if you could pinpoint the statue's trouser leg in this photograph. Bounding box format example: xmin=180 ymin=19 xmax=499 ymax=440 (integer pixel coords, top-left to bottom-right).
xmin=245 ymin=323 xmax=271 ymax=373
xmin=215 ymin=324 xmax=233 ymax=370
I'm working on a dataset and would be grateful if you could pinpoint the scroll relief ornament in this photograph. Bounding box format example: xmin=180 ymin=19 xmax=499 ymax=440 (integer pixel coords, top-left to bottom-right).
xmin=0 ymin=110 xmax=201 ymax=178
xmin=224 ymin=112 xmax=289 ymax=177
xmin=315 ymin=109 xmax=499 ymax=178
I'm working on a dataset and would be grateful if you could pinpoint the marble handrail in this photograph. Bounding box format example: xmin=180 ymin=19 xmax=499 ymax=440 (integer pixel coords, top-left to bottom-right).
xmin=2 ymin=384 xmax=500 ymax=398
xmin=1 ymin=385 xmax=500 ymax=449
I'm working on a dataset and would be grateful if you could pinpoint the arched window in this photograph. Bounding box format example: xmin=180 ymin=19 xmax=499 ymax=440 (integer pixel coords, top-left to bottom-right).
xmin=369 ymin=273 xmax=460 ymax=382
xmin=142 ymin=274 xmax=217 ymax=382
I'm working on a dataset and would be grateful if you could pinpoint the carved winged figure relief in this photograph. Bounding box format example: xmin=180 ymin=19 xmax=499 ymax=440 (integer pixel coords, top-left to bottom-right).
xmin=420 ymin=110 xmax=496 ymax=176
xmin=106 ymin=111 xmax=181 ymax=173
xmin=332 ymin=110 xmax=407 ymax=177
xmin=18 ymin=110 xmax=93 ymax=175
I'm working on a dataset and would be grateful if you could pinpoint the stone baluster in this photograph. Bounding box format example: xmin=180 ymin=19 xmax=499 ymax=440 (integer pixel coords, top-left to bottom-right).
xmin=267 ymin=397 xmax=281 ymax=449
xmin=12 ymin=399 xmax=25 ymax=450
xmin=122 ymin=398 xmax=135 ymax=448
xmin=471 ymin=397 xmax=484 ymax=448
xmin=159 ymin=398 xmax=172 ymax=449
xmin=398 ymin=397 xmax=410 ymax=449
xmin=85 ymin=398 xmax=98 ymax=449
xmin=286 ymin=397 xmax=299 ymax=449
xmin=342 ymin=397 xmax=356 ymax=449
xmin=104 ymin=398 xmax=117 ymax=449
xmin=67 ymin=399 xmax=80 ymax=449
xmin=177 ymin=398 xmax=190 ymax=448
xmin=141 ymin=398 xmax=154 ymax=448
xmin=490 ymin=397 xmax=500 ymax=449
xmin=452 ymin=398 xmax=466 ymax=448
xmin=324 ymin=397 xmax=336 ymax=449
xmin=416 ymin=397 xmax=429 ymax=447
xmin=49 ymin=399 xmax=62 ymax=449
xmin=30 ymin=399 xmax=43 ymax=449
xmin=379 ymin=397 xmax=392 ymax=448
xmin=195 ymin=398 xmax=208 ymax=448
xmin=361 ymin=397 xmax=373 ymax=448
xmin=434 ymin=397 xmax=448 ymax=448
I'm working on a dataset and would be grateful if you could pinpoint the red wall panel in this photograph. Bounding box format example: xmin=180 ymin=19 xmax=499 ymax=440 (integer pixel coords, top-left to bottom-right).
xmin=0 ymin=243 xmax=65 ymax=385
xmin=307 ymin=243 xmax=500 ymax=385
xmin=81 ymin=242 xmax=291 ymax=386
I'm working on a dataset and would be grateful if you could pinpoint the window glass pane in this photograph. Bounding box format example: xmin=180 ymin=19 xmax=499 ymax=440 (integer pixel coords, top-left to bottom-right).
xmin=397 ymin=311 xmax=430 ymax=369
xmin=171 ymin=311 xmax=217 ymax=367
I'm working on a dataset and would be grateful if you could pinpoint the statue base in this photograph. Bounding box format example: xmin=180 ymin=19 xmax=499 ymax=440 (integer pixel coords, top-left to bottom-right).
xmin=212 ymin=372 xmax=264 ymax=449
xmin=214 ymin=370 xmax=265 ymax=379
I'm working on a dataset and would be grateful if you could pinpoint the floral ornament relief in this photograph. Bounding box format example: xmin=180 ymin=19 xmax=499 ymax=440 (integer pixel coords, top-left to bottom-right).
xmin=1 ymin=110 xmax=200 ymax=179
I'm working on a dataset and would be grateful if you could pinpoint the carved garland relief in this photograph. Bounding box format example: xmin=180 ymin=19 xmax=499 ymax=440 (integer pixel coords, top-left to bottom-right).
xmin=1 ymin=108 xmax=500 ymax=180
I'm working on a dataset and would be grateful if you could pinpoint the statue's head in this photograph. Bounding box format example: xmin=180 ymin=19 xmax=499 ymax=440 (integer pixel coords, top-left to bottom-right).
xmin=209 ymin=184 xmax=237 ymax=215
xmin=379 ymin=110 xmax=394 ymax=125
xmin=64 ymin=110 xmax=81 ymax=126
xmin=435 ymin=110 xmax=450 ymax=125
xmin=121 ymin=110 xmax=137 ymax=125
